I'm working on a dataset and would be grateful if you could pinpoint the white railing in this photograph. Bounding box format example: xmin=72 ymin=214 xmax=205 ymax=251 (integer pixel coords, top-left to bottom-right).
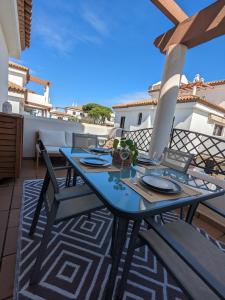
xmin=27 ymin=92 xmax=52 ymax=107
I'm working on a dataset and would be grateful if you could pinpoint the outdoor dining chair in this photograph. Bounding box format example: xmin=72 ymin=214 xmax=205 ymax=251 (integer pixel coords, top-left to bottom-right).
xmin=117 ymin=217 xmax=225 ymax=300
xmin=72 ymin=133 xmax=98 ymax=148
xmin=162 ymin=147 xmax=194 ymax=173
xmin=29 ymin=144 xmax=104 ymax=285
xmin=162 ymin=147 xmax=194 ymax=220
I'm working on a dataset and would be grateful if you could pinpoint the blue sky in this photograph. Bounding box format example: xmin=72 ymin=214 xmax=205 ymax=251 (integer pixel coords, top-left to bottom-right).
xmin=15 ymin=0 xmax=225 ymax=108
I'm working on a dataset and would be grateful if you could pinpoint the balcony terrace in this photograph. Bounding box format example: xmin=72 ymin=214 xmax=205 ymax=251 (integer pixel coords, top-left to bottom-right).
xmin=0 ymin=158 xmax=225 ymax=299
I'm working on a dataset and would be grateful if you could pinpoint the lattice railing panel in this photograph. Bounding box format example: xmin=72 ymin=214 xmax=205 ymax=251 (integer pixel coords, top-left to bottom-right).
xmin=170 ymin=129 xmax=225 ymax=175
xmin=122 ymin=128 xmax=153 ymax=152
xmin=122 ymin=127 xmax=225 ymax=175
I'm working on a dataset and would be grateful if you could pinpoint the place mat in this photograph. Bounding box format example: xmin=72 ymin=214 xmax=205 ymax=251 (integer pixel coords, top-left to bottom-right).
xmin=122 ymin=177 xmax=201 ymax=203
xmin=138 ymin=164 xmax=166 ymax=170
xmin=72 ymin=157 xmax=119 ymax=173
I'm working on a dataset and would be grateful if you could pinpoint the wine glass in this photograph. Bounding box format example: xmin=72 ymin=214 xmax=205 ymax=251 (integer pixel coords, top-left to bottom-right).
xmin=98 ymin=138 xmax=105 ymax=148
xmin=152 ymin=151 xmax=164 ymax=165
xmin=120 ymin=147 xmax=130 ymax=169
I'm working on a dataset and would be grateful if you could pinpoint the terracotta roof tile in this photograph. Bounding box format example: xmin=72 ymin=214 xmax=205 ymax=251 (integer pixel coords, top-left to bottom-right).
xmin=9 ymin=61 xmax=29 ymax=72
xmin=8 ymin=81 xmax=26 ymax=94
xmin=112 ymin=95 xmax=225 ymax=114
xmin=148 ymin=79 xmax=225 ymax=93
xmin=17 ymin=0 xmax=32 ymax=49
xmin=65 ymin=106 xmax=83 ymax=111
xmin=50 ymin=110 xmax=71 ymax=116
xmin=206 ymin=80 xmax=225 ymax=86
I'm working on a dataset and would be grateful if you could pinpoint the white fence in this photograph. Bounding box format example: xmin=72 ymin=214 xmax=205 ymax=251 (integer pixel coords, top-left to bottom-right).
xmin=23 ymin=115 xmax=112 ymax=157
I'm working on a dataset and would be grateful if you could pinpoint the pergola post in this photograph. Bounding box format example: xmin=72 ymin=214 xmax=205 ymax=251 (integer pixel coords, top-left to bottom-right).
xmin=149 ymin=43 xmax=187 ymax=158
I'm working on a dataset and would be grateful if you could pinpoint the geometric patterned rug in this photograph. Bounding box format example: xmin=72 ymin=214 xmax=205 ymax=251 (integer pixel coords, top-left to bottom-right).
xmin=14 ymin=178 xmax=225 ymax=300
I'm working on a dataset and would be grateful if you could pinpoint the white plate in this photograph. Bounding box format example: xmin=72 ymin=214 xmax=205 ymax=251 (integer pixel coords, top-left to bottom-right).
xmin=80 ymin=157 xmax=111 ymax=167
xmin=141 ymin=175 xmax=181 ymax=192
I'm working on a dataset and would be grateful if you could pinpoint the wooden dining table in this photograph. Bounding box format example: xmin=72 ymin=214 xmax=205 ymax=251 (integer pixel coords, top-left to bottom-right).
xmin=60 ymin=147 xmax=225 ymax=299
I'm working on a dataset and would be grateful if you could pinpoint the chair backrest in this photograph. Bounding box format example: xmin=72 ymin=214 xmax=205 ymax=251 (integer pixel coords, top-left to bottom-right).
xmin=40 ymin=148 xmax=59 ymax=212
xmin=39 ymin=139 xmax=46 ymax=152
xmin=72 ymin=133 xmax=98 ymax=148
xmin=162 ymin=147 xmax=194 ymax=172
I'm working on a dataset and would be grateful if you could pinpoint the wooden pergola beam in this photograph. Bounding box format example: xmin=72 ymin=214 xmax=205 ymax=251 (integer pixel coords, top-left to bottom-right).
xmin=151 ymin=0 xmax=188 ymax=24
xmin=29 ymin=75 xmax=51 ymax=86
xmin=154 ymin=0 xmax=225 ymax=53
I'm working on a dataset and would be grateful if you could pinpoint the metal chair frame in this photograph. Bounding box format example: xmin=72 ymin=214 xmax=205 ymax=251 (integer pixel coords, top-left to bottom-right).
xmin=162 ymin=147 xmax=194 ymax=173
xmin=29 ymin=145 xmax=104 ymax=285
xmin=116 ymin=209 xmax=225 ymax=300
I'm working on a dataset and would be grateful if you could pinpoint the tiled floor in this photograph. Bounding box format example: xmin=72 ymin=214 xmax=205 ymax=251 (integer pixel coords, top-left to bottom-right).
xmin=0 ymin=159 xmax=224 ymax=300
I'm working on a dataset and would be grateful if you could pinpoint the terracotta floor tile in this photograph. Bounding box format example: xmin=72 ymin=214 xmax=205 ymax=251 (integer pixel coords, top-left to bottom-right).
xmin=219 ymin=234 xmax=225 ymax=243
xmin=36 ymin=168 xmax=46 ymax=179
xmin=11 ymin=194 xmax=22 ymax=210
xmin=0 ymin=197 xmax=11 ymax=211
xmin=0 ymin=229 xmax=5 ymax=259
xmin=0 ymin=212 xmax=8 ymax=256
xmin=0 ymin=254 xmax=16 ymax=299
xmin=193 ymin=218 xmax=223 ymax=239
xmin=3 ymin=227 xmax=18 ymax=256
xmin=8 ymin=209 xmax=20 ymax=228
xmin=0 ymin=211 xmax=8 ymax=231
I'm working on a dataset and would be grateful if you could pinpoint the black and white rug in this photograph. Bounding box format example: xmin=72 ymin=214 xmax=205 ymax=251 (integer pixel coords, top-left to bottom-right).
xmin=14 ymin=178 xmax=225 ymax=300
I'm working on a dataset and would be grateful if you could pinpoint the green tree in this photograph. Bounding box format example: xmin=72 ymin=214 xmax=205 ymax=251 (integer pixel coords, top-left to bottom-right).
xmin=82 ymin=103 xmax=99 ymax=113
xmin=82 ymin=103 xmax=112 ymax=124
xmin=88 ymin=107 xmax=102 ymax=124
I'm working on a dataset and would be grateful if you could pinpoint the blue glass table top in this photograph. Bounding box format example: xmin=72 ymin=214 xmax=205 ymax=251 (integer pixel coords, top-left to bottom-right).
xmin=60 ymin=147 xmax=225 ymax=217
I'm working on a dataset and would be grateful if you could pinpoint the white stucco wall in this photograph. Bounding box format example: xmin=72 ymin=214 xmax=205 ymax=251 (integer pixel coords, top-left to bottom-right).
xmin=0 ymin=24 xmax=9 ymax=111
xmin=114 ymin=103 xmax=194 ymax=132
xmin=190 ymin=103 xmax=224 ymax=136
xmin=27 ymin=92 xmax=52 ymax=107
xmin=173 ymin=104 xmax=193 ymax=130
xmin=23 ymin=115 xmax=112 ymax=157
xmin=8 ymin=68 xmax=27 ymax=86
xmin=114 ymin=106 xmax=154 ymax=131
xmin=114 ymin=102 xmax=225 ymax=138
xmin=197 ymin=85 xmax=225 ymax=108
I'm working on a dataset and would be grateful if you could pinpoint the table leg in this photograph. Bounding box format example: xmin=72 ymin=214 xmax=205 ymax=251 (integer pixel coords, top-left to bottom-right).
xmin=104 ymin=217 xmax=129 ymax=300
xmin=116 ymin=219 xmax=141 ymax=300
xmin=110 ymin=216 xmax=118 ymax=258
xmin=186 ymin=203 xmax=199 ymax=224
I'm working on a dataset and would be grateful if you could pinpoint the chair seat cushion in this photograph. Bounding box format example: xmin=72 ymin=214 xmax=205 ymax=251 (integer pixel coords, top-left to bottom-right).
xmin=39 ymin=129 xmax=67 ymax=147
xmin=203 ymin=195 xmax=225 ymax=218
xmin=45 ymin=146 xmax=60 ymax=154
xmin=55 ymin=185 xmax=103 ymax=221
xmin=140 ymin=220 xmax=225 ymax=300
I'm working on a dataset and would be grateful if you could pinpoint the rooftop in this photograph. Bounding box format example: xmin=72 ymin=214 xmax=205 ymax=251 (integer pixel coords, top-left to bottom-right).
xmin=8 ymin=61 xmax=29 ymax=73
xmin=8 ymin=81 xmax=26 ymax=94
xmin=17 ymin=0 xmax=32 ymax=49
xmin=112 ymin=95 xmax=225 ymax=114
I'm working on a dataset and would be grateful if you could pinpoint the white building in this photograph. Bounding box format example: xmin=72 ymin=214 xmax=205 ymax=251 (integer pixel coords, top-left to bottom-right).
xmin=65 ymin=105 xmax=84 ymax=119
xmin=113 ymin=76 xmax=225 ymax=137
xmin=0 ymin=0 xmax=32 ymax=111
xmin=8 ymin=61 xmax=52 ymax=117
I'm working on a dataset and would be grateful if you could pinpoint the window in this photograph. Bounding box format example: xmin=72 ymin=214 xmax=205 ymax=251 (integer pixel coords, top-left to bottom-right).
xmin=120 ymin=116 xmax=126 ymax=129
xmin=213 ymin=124 xmax=223 ymax=136
xmin=137 ymin=113 xmax=142 ymax=125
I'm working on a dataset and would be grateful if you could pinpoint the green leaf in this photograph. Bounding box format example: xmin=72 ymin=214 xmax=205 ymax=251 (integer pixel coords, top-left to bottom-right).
xmin=113 ymin=139 xmax=119 ymax=149
xmin=120 ymin=140 xmax=126 ymax=148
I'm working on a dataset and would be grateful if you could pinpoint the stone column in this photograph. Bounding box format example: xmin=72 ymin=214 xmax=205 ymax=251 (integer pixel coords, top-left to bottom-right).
xmin=149 ymin=44 xmax=187 ymax=158
xmin=44 ymin=84 xmax=50 ymax=103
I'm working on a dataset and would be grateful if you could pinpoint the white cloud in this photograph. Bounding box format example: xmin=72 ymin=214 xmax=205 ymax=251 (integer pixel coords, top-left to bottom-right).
xmin=34 ymin=17 xmax=103 ymax=55
xmin=106 ymin=91 xmax=149 ymax=107
xmin=82 ymin=6 xmax=109 ymax=36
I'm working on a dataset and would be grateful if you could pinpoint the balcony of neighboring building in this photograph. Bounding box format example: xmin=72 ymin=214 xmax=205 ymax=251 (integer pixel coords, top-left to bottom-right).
xmin=26 ymin=89 xmax=52 ymax=109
